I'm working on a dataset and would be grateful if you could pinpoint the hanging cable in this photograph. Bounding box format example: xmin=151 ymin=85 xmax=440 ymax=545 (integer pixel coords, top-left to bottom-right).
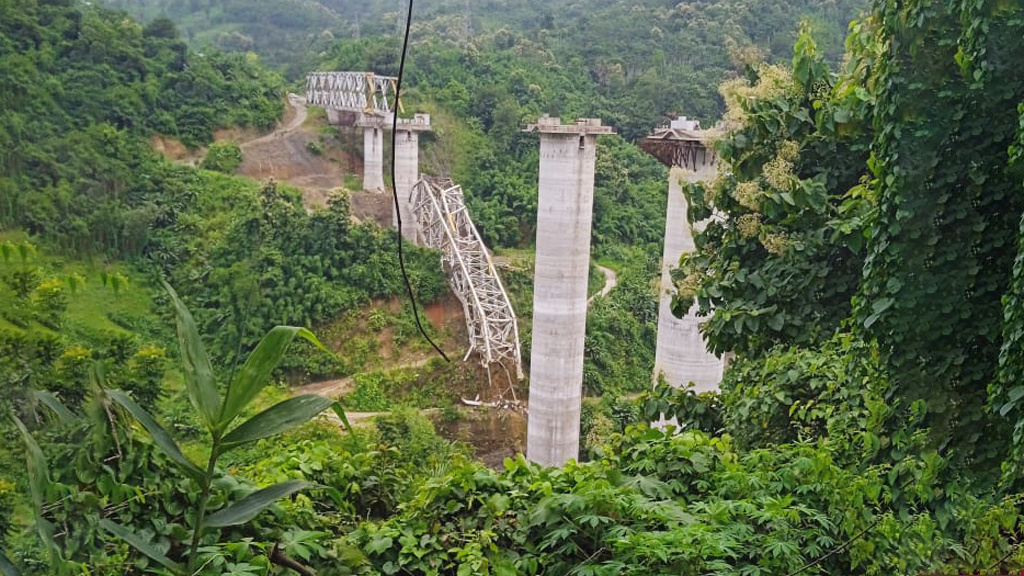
xmin=391 ymin=0 xmax=450 ymax=362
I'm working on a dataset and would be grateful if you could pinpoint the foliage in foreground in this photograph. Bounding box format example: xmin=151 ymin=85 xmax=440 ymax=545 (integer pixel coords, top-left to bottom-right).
xmin=682 ymin=0 xmax=1024 ymax=483
xmin=9 ymin=283 xmax=344 ymax=575
xmin=354 ymin=425 xmax=1024 ymax=576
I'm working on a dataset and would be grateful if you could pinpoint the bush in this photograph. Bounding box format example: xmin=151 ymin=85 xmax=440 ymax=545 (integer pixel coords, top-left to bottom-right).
xmin=0 ymin=478 xmax=14 ymax=547
xmin=201 ymin=142 xmax=243 ymax=173
xmin=51 ymin=345 xmax=92 ymax=409
xmin=123 ymin=344 xmax=167 ymax=410
xmin=345 ymin=372 xmax=391 ymax=411
xmin=718 ymin=332 xmax=903 ymax=463
xmin=32 ymin=278 xmax=67 ymax=327
xmin=7 ymin=268 xmax=41 ymax=299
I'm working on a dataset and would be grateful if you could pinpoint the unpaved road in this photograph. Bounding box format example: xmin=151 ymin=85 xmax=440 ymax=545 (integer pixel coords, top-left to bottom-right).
xmin=293 ymin=356 xmax=435 ymax=399
xmin=297 ymin=357 xmax=443 ymax=429
xmin=235 ymin=93 xmax=356 ymax=209
xmin=240 ymin=93 xmax=309 ymax=149
xmin=589 ymin=265 xmax=619 ymax=305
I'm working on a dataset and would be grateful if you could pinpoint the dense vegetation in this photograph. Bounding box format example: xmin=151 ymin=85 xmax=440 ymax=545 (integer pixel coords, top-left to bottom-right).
xmin=5 ymin=0 xmax=1024 ymax=575
xmin=0 ymin=0 xmax=284 ymax=258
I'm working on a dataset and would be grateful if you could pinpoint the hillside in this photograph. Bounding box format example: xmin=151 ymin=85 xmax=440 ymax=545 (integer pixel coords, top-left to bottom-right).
xmin=4 ymin=1 xmax=1024 ymax=576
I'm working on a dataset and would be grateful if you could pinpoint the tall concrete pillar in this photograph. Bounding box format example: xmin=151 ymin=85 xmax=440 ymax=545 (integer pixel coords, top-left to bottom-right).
xmin=653 ymin=165 xmax=724 ymax=393
xmin=638 ymin=116 xmax=726 ymax=395
xmin=363 ymin=125 xmax=385 ymax=191
xmin=393 ymin=114 xmax=431 ymax=242
xmin=525 ymin=116 xmax=613 ymax=466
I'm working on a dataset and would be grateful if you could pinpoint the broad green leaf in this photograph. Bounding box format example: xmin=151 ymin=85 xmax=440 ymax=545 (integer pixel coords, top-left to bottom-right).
xmin=162 ymin=280 xmax=221 ymax=430
xmin=220 ymin=326 xmax=326 ymax=427
xmin=33 ymin=519 xmax=59 ymax=563
xmin=31 ymin=390 xmax=75 ymax=422
xmin=0 ymin=550 xmax=23 ymax=576
xmin=99 ymin=519 xmax=183 ymax=573
xmin=204 ymin=480 xmax=310 ymax=528
xmin=106 ymin=389 xmax=205 ymax=482
xmin=12 ymin=416 xmax=49 ymax=511
xmin=221 ymin=395 xmax=334 ymax=451
xmin=331 ymin=401 xmax=351 ymax=431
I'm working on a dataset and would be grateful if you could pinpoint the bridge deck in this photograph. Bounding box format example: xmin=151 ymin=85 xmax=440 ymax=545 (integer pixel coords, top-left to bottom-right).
xmin=306 ymin=71 xmax=399 ymax=116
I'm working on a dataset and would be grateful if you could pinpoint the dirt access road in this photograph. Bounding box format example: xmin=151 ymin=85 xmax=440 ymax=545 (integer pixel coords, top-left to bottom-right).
xmin=235 ymin=93 xmax=359 ymax=209
xmin=240 ymin=93 xmax=308 ymax=147
xmin=589 ymin=265 xmax=618 ymax=305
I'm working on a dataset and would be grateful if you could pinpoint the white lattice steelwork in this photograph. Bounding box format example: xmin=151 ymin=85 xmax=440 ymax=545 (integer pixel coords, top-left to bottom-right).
xmin=411 ymin=178 xmax=523 ymax=379
xmin=306 ymin=72 xmax=399 ymax=116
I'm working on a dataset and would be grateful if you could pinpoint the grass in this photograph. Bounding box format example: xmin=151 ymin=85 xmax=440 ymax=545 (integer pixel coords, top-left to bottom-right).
xmin=0 ymin=230 xmax=161 ymax=347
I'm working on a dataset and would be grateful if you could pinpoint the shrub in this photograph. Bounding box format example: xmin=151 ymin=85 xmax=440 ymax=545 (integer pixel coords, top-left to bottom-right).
xmin=32 ymin=278 xmax=67 ymax=327
xmin=201 ymin=142 xmax=243 ymax=173
xmin=123 ymin=344 xmax=168 ymax=410
xmin=52 ymin=345 xmax=92 ymax=409
xmin=345 ymin=372 xmax=391 ymax=412
xmin=0 ymin=478 xmax=14 ymax=547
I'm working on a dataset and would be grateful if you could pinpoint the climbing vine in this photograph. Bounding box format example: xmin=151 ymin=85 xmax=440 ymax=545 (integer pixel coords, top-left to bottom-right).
xmin=854 ymin=0 xmax=1024 ymax=479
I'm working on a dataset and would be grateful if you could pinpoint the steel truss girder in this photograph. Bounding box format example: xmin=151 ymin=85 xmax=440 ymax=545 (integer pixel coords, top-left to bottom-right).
xmin=306 ymin=71 xmax=399 ymax=116
xmin=411 ymin=178 xmax=524 ymax=379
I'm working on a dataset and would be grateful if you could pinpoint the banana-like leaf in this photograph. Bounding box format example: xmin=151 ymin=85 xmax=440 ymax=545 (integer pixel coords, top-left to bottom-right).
xmin=11 ymin=419 xmax=62 ymax=562
xmin=204 ymin=480 xmax=310 ymax=528
xmin=162 ymin=280 xmax=221 ymax=430
xmin=99 ymin=519 xmax=183 ymax=573
xmin=34 ymin=519 xmax=59 ymax=562
xmin=0 ymin=550 xmax=23 ymax=576
xmin=219 ymin=326 xmax=326 ymax=427
xmin=106 ymin=390 xmax=205 ymax=483
xmin=221 ymin=395 xmax=334 ymax=451
xmin=11 ymin=416 xmax=49 ymax=511
xmin=30 ymin=390 xmax=75 ymax=422
xmin=331 ymin=401 xmax=351 ymax=431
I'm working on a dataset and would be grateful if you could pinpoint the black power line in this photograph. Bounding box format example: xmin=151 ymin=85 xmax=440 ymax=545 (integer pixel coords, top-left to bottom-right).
xmin=391 ymin=0 xmax=450 ymax=362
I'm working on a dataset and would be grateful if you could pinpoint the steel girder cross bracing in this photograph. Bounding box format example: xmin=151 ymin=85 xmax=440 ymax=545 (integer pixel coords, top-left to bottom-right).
xmin=411 ymin=178 xmax=524 ymax=380
xmin=306 ymin=72 xmax=400 ymax=116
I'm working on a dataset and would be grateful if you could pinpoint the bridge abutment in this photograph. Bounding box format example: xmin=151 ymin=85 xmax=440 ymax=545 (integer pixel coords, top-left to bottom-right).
xmin=524 ymin=116 xmax=613 ymax=466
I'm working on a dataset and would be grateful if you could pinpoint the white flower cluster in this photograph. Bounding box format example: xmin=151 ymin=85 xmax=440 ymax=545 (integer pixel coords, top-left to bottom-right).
xmin=761 ymin=232 xmax=790 ymax=256
xmin=720 ymin=64 xmax=798 ymax=127
xmin=677 ymin=271 xmax=703 ymax=301
xmin=734 ymin=181 xmax=763 ymax=211
xmin=736 ymin=213 xmax=762 ymax=239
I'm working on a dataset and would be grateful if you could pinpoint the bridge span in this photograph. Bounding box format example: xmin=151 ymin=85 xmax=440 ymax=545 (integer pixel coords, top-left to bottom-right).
xmin=411 ymin=177 xmax=524 ymax=382
xmin=305 ymin=71 xmax=400 ymax=116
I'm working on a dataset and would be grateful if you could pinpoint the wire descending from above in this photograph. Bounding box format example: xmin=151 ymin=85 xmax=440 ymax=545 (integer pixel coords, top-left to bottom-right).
xmin=390 ymin=0 xmax=450 ymax=362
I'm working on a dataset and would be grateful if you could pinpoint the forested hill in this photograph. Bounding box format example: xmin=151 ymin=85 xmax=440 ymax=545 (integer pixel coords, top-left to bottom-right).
xmin=100 ymin=1 xmax=865 ymax=113
xmin=0 ymin=0 xmax=284 ymax=257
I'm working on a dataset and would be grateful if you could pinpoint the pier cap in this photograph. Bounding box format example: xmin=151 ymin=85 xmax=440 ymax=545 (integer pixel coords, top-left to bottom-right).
xmin=524 ymin=115 xmax=615 ymax=135
xmin=396 ymin=113 xmax=433 ymax=131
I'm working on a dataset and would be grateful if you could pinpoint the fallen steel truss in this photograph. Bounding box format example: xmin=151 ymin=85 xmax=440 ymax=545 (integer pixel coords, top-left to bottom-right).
xmin=411 ymin=178 xmax=523 ymax=380
xmin=306 ymin=72 xmax=399 ymax=116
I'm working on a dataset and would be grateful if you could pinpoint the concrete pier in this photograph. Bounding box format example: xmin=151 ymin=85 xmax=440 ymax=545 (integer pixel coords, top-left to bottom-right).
xmin=362 ymin=125 xmax=385 ymax=191
xmin=641 ymin=116 xmax=725 ymax=394
xmin=393 ymin=114 xmax=431 ymax=242
xmin=654 ymin=165 xmax=723 ymax=392
xmin=524 ymin=116 xmax=613 ymax=466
